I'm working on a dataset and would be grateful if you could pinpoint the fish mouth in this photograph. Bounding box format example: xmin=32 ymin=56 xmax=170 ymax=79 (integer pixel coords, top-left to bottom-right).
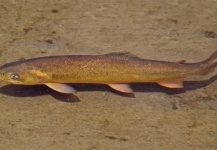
xmin=0 ymin=75 xmax=19 ymax=84
xmin=0 ymin=79 xmax=22 ymax=84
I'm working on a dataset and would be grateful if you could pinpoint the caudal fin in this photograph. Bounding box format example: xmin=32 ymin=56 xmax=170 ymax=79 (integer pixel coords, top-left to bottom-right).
xmin=199 ymin=50 xmax=217 ymax=75
xmin=204 ymin=50 xmax=217 ymax=64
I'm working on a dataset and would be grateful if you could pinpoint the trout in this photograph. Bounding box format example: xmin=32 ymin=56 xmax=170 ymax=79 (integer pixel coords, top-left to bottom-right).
xmin=0 ymin=51 xmax=217 ymax=93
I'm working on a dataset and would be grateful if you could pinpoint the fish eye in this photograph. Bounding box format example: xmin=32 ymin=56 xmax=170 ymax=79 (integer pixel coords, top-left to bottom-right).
xmin=10 ymin=74 xmax=20 ymax=80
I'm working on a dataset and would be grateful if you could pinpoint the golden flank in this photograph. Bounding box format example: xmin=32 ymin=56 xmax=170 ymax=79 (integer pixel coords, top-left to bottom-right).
xmin=0 ymin=51 xmax=217 ymax=93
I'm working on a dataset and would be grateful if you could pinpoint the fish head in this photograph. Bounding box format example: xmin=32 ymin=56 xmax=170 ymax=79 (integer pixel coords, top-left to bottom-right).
xmin=0 ymin=62 xmax=50 ymax=85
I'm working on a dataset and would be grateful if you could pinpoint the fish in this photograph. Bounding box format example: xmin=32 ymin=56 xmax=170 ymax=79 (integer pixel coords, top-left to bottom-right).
xmin=0 ymin=51 xmax=217 ymax=94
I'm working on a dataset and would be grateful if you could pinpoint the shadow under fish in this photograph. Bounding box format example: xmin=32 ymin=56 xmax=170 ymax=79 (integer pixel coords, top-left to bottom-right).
xmin=0 ymin=74 xmax=216 ymax=101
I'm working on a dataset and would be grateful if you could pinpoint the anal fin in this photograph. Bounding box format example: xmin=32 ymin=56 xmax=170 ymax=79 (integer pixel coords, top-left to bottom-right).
xmin=157 ymin=78 xmax=184 ymax=88
xmin=45 ymin=83 xmax=76 ymax=93
xmin=109 ymin=84 xmax=133 ymax=93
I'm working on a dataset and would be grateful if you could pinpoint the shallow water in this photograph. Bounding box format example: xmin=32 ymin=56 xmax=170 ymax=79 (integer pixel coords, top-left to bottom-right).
xmin=0 ymin=0 xmax=217 ymax=149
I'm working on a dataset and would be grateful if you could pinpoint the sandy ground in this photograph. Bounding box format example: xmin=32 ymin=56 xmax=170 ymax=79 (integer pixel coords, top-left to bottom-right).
xmin=0 ymin=0 xmax=217 ymax=149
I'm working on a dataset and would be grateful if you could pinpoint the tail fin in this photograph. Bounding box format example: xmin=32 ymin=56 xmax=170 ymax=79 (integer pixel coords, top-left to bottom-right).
xmin=199 ymin=50 xmax=217 ymax=75
xmin=204 ymin=50 xmax=217 ymax=64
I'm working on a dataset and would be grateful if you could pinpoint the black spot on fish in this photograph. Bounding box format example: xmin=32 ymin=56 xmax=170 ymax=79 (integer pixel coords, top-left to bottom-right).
xmin=45 ymin=39 xmax=53 ymax=44
xmin=51 ymin=9 xmax=59 ymax=13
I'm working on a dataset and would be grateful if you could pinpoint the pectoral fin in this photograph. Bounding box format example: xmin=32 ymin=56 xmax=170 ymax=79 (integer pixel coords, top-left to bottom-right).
xmin=109 ymin=84 xmax=134 ymax=93
xmin=157 ymin=78 xmax=184 ymax=88
xmin=45 ymin=83 xmax=76 ymax=93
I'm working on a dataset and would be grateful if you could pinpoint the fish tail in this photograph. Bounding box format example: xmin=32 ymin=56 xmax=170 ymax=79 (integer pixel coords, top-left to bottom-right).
xmin=199 ymin=50 xmax=217 ymax=75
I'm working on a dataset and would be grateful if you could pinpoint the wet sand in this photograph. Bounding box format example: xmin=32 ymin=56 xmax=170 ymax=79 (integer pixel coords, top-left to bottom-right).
xmin=0 ymin=0 xmax=217 ymax=149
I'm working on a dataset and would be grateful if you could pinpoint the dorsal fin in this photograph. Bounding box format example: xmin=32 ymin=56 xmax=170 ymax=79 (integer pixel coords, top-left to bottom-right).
xmin=175 ymin=60 xmax=186 ymax=64
xmin=103 ymin=52 xmax=141 ymax=59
